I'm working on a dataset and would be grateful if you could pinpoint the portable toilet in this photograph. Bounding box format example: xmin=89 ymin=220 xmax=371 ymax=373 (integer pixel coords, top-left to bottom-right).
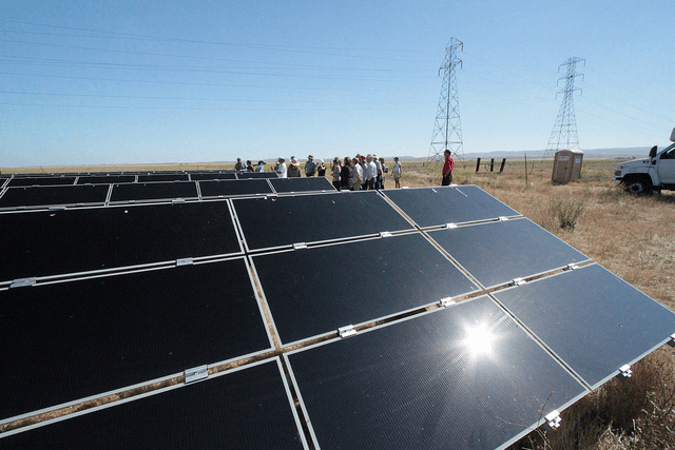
xmin=552 ymin=149 xmax=583 ymax=183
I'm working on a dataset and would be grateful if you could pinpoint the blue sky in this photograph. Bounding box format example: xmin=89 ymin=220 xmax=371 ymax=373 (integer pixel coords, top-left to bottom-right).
xmin=1 ymin=0 xmax=673 ymax=166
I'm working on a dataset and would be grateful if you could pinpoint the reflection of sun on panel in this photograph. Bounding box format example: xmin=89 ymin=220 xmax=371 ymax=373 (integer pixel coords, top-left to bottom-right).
xmin=461 ymin=323 xmax=494 ymax=358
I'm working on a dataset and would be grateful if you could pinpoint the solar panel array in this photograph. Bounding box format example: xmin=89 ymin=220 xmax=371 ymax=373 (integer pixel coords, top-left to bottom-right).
xmin=2 ymin=178 xmax=674 ymax=450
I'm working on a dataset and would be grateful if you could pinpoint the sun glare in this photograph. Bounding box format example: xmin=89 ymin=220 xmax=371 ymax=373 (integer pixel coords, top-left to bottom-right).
xmin=462 ymin=324 xmax=494 ymax=358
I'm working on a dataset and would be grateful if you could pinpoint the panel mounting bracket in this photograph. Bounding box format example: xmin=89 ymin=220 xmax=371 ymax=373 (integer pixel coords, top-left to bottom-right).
xmin=10 ymin=277 xmax=37 ymax=289
xmin=439 ymin=297 xmax=457 ymax=308
xmin=48 ymin=206 xmax=66 ymax=211
xmin=293 ymin=242 xmax=308 ymax=250
xmin=185 ymin=365 xmax=209 ymax=383
xmin=618 ymin=364 xmax=632 ymax=379
xmin=565 ymin=263 xmax=579 ymax=271
xmin=176 ymin=257 xmax=194 ymax=267
xmin=668 ymin=333 xmax=675 ymax=348
xmin=338 ymin=325 xmax=357 ymax=338
xmin=445 ymin=223 xmax=457 ymax=229
xmin=545 ymin=410 xmax=562 ymax=429
xmin=511 ymin=278 xmax=526 ymax=286
xmin=172 ymin=198 xmax=186 ymax=203
xmin=380 ymin=231 xmax=392 ymax=238
xmin=499 ymin=216 xmax=510 ymax=222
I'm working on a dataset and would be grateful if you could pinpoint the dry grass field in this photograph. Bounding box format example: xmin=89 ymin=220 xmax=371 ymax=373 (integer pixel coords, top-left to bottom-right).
xmin=2 ymin=158 xmax=674 ymax=448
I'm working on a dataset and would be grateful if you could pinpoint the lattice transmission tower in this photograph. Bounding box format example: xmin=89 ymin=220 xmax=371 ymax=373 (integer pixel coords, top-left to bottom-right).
xmin=544 ymin=57 xmax=585 ymax=159
xmin=427 ymin=38 xmax=464 ymax=164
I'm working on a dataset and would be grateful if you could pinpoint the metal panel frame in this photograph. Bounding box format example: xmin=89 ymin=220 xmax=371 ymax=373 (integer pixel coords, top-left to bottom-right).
xmin=492 ymin=264 xmax=675 ymax=390
xmin=231 ymin=190 xmax=415 ymax=254
xmin=426 ymin=217 xmax=592 ymax=290
xmin=109 ymin=181 xmax=199 ymax=204
xmin=197 ymin=178 xmax=275 ymax=199
xmin=0 ymin=358 xmax=308 ymax=449
xmin=0 ymin=255 xmax=275 ymax=425
xmin=283 ymin=295 xmax=589 ymax=450
xmin=0 ymin=185 xmax=109 ymax=211
xmin=250 ymin=232 xmax=481 ymax=347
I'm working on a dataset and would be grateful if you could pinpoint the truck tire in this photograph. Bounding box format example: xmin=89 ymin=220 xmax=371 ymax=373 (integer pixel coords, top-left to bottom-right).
xmin=624 ymin=178 xmax=652 ymax=196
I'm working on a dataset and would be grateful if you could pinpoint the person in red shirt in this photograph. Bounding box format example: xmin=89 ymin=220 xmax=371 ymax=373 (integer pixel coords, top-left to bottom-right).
xmin=441 ymin=149 xmax=454 ymax=186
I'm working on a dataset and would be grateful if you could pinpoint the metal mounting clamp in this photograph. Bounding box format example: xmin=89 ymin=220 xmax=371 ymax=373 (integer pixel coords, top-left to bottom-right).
xmin=338 ymin=325 xmax=357 ymax=338
xmin=618 ymin=364 xmax=632 ymax=379
xmin=185 ymin=365 xmax=209 ymax=383
xmin=176 ymin=257 xmax=194 ymax=267
xmin=445 ymin=223 xmax=457 ymax=229
xmin=545 ymin=410 xmax=562 ymax=429
xmin=565 ymin=263 xmax=579 ymax=271
xmin=439 ymin=297 xmax=457 ymax=308
xmin=380 ymin=231 xmax=392 ymax=238
xmin=293 ymin=242 xmax=308 ymax=250
xmin=10 ymin=277 xmax=37 ymax=289
xmin=499 ymin=216 xmax=510 ymax=222
xmin=511 ymin=278 xmax=526 ymax=286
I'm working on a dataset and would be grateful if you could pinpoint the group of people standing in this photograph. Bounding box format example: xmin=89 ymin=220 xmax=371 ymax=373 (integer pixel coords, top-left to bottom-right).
xmin=271 ymin=155 xmax=327 ymax=178
xmin=331 ymin=154 xmax=402 ymax=191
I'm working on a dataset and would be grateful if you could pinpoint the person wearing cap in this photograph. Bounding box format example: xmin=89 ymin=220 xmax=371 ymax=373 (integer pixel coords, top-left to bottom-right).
xmin=288 ymin=156 xmax=301 ymax=177
xmin=442 ymin=149 xmax=454 ymax=186
xmin=275 ymin=157 xmax=287 ymax=178
xmin=316 ymin=159 xmax=326 ymax=177
xmin=255 ymin=161 xmax=266 ymax=172
xmin=331 ymin=157 xmax=342 ymax=190
xmin=305 ymin=155 xmax=316 ymax=177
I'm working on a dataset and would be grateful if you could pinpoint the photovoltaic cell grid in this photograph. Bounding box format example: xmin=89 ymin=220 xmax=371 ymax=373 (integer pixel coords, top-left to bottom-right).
xmin=2 ymin=180 xmax=675 ymax=450
xmin=253 ymin=233 xmax=479 ymax=344
xmin=199 ymin=178 xmax=273 ymax=198
xmin=8 ymin=176 xmax=77 ymax=187
xmin=0 ymin=200 xmax=241 ymax=282
xmin=269 ymin=176 xmax=336 ymax=193
xmin=233 ymin=190 xmax=414 ymax=251
xmin=0 ymin=360 xmax=305 ymax=450
xmin=0 ymin=185 xmax=109 ymax=208
xmin=428 ymin=217 xmax=590 ymax=288
xmin=0 ymin=259 xmax=272 ymax=421
xmin=382 ymin=185 xmax=520 ymax=228
xmin=110 ymin=181 xmax=199 ymax=202
xmin=286 ymin=296 xmax=588 ymax=450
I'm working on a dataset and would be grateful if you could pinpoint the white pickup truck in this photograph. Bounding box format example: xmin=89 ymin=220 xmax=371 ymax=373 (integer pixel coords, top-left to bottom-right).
xmin=614 ymin=127 xmax=675 ymax=195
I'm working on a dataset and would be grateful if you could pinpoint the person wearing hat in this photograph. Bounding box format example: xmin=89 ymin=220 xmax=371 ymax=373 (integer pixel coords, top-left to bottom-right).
xmin=275 ymin=157 xmax=287 ymax=178
xmin=316 ymin=159 xmax=326 ymax=177
xmin=366 ymin=154 xmax=377 ymax=190
xmin=305 ymin=155 xmax=316 ymax=177
xmin=255 ymin=161 xmax=266 ymax=172
xmin=442 ymin=149 xmax=454 ymax=186
xmin=288 ymin=156 xmax=301 ymax=177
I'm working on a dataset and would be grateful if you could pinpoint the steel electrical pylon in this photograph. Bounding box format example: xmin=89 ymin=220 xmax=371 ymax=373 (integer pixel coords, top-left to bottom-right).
xmin=544 ymin=57 xmax=585 ymax=158
xmin=427 ymin=38 xmax=464 ymax=165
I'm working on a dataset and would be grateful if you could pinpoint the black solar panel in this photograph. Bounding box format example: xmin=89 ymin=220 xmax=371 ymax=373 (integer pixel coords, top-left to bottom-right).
xmin=428 ymin=218 xmax=590 ymax=288
xmin=493 ymin=264 xmax=675 ymax=388
xmin=137 ymin=174 xmax=189 ymax=182
xmin=77 ymin=175 xmax=136 ymax=184
xmin=233 ymin=191 xmax=413 ymax=251
xmin=199 ymin=179 xmax=273 ymax=198
xmin=382 ymin=185 xmax=520 ymax=228
xmin=190 ymin=172 xmax=237 ymax=180
xmin=236 ymin=171 xmax=278 ymax=179
xmin=253 ymin=233 xmax=478 ymax=344
xmin=0 ymin=359 xmax=305 ymax=449
xmin=286 ymin=295 xmax=587 ymax=450
xmin=8 ymin=176 xmax=77 ymax=187
xmin=0 ymin=185 xmax=109 ymax=208
xmin=0 ymin=201 xmax=241 ymax=282
xmin=110 ymin=181 xmax=198 ymax=202
xmin=270 ymin=177 xmax=336 ymax=193
xmin=0 ymin=259 xmax=272 ymax=421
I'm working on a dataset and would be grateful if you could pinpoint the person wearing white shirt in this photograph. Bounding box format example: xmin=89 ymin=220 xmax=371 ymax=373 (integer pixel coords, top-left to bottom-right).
xmin=275 ymin=157 xmax=288 ymax=178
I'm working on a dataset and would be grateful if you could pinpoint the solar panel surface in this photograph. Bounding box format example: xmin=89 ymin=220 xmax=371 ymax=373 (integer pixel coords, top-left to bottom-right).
xmin=493 ymin=264 xmax=675 ymax=388
xmin=0 ymin=360 xmax=305 ymax=450
xmin=236 ymin=172 xmax=278 ymax=179
xmin=8 ymin=177 xmax=77 ymax=187
xmin=270 ymin=177 xmax=336 ymax=193
xmin=0 ymin=201 xmax=241 ymax=282
xmin=428 ymin=218 xmax=589 ymax=288
xmin=110 ymin=181 xmax=198 ymax=202
xmin=287 ymin=295 xmax=587 ymax=450
xmin=382 ymin=185 xmax=520 ymax=228
xmin=137 ymin=174 xmax=189 ymax=182
xmin=253 ymin=233 xmax=478 ymax=344
xmin=190 ymin=172 xmax=237 ymax=180
xmin=77 ymin=175 xmax=136 ymax=184
xmin=199 ymin=178 xmax=273 ymax=197
xmin=0 ymin=259 xmax=271 ymax=421
xmin=0 ymin=185 xmax=109 ymax=208
xmin=233 ymin=191 xmax=413 ymax=251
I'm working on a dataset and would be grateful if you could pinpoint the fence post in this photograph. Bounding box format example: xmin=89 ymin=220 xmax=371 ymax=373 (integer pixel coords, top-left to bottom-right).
xmin=499 ymin=158 xmax=506 ymax=173
xmin=475 ymin=158 xmax=481 ymax=173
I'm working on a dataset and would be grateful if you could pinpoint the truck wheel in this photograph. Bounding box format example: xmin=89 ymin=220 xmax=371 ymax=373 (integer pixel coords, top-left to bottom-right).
xmin=625 ymin=179 xmax=652 ymax=196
